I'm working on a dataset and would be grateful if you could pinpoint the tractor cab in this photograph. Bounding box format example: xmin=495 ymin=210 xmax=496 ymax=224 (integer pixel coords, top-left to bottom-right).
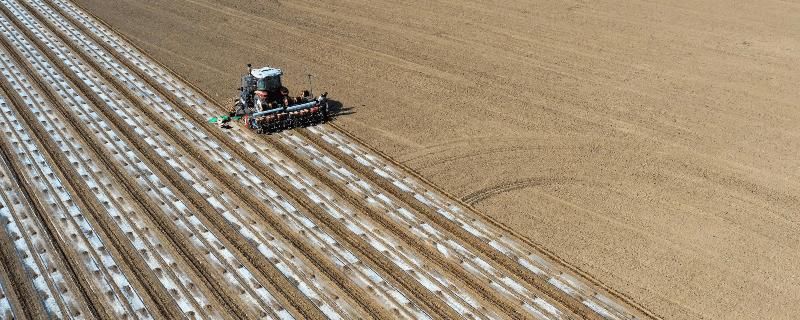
xmin=241 ymin=66 xmax=283 ymax=98
xmin=249 ymin=66 xmax=287 ymax=106
xmin=252 ymin=67 xmax=283 ymax=92
xmin=236 ymin=65 xmax=287 ymax=115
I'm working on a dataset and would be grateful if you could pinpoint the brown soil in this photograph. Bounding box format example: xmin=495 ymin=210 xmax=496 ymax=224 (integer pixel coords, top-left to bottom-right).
xmin=74 ymin=0 xmax=800 ymax=318
xmin=296 ymin=127 xmax=602 ymax=319
xmin=24 ymin=5 xmax=332 ymax=316
xmin=0 ymin=196 xmax=44 ymax=320
xmin=2 ymin=4 xmax=253 ymax=315
xmin=0 ymin=46 xmax=187 ymax=319
xmin=0 ymin=94 xmax=108 ymax=320
xmin=270 ymin=131 xmax=544 ymax=319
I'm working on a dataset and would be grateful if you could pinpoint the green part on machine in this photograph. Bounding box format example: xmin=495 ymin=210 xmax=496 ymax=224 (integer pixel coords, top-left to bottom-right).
xmin=207 ymin=115 xmax=242 ymax=123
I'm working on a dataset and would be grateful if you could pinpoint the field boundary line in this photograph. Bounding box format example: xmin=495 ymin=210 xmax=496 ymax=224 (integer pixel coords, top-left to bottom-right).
xmin=326 ymin=122 xmax=662 ymax=320
xmin=50 ymin=2 xmax=468 ymax=317
xmin=63 ymin=1 xmax=659 ymax=318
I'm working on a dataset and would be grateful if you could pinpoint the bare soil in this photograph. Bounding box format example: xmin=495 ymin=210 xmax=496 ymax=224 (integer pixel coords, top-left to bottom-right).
xmin=75 ymin=0 xmax=800 ymax=318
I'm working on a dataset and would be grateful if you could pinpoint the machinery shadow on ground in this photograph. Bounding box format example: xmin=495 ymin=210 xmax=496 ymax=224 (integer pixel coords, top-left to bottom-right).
xmin=325 ymin=99 xmax=355 ymax=120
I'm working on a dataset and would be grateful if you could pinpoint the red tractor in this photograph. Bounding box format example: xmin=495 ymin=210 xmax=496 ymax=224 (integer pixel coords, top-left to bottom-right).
xmin=211 ymin=64 xmax=329 ymax=133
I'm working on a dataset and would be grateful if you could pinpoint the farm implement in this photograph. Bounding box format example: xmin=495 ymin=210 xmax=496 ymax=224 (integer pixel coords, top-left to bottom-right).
xmin=209 ymin=64 xmax=329 ymax=133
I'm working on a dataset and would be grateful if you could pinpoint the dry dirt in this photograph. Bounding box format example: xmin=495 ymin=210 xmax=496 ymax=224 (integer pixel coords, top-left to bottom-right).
xmin=74 ymin=0 xmax=800 ymax=318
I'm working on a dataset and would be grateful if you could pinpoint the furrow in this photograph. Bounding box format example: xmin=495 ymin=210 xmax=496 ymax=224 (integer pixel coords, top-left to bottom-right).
xmin=0 ymin=101 xmax=107 ymax=320
xmin=39 ymin=0 xmax=444 ymax=318
xmin=39 ymin=1 xmax=506 ymax=318
xmin=279 ymin=130 xmax=570 ymax=319
xmin=0 ymin=261 xmax=16 ymax=319
xmin=0 ymin=192 xmax=45 ymax=320
xmin=0 ymin=5 xmax=242 ymax=318
xmin=0 ymin=11 xmax=213 ymax=319
xmin=0 ymin=151 xmax=85 ymax=318
xmin=0 ymin=37 xmax=181 ymax=319
xmin=306 ymin=124 xmax=637 ymax=319
xmin=0 ymin=74 xmax=150 ymax=318
xmin=8 ymin=0 xmax=324 ymax=318
xmin=26 ymin=0 xmax=370 ymax=318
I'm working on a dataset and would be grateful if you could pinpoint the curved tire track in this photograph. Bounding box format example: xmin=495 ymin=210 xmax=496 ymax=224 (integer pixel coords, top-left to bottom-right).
xmin=299 ymin=127 xmax=610 ymax=320
xmin=463 ymin=178 xmax=564 ymax=206
xmin=311 ymin=124 xmax=657 ymax=319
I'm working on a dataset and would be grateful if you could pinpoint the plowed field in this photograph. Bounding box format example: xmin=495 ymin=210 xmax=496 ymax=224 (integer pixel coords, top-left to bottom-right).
xmin=2 ymin=0 xmax=798 ymax=319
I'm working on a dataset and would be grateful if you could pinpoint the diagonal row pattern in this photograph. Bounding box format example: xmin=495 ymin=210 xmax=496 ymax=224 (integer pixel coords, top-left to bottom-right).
xmin=0 ymin=0 xmax=647 ymax=318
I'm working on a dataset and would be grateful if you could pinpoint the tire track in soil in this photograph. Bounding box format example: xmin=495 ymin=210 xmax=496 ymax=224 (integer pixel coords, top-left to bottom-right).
xmin=44 ymin=2 xmax=641 ymax=319
xmin=39 ymin=1 xmax=405 ymax=317
xmin=350 ymin=127 xmax=655 ymax=319
xmin=463 ymin=178 xmax=563 ymax=206
xmin=308 ymin=124 xmax=655 ymax=319
xmin=0 ymin=39 xmax=184 ymax=320
xmin=0 ymin=208 xmax=43 ymax=320
xmin=18 ymin=1 xmax=327 ymax=318
xmin=48 ymin=3 xmax=556 ymax=313
xmin=0 ymin=95 xmax=109 ymax=320
xmin=298 ymin=127 xmax=608 ymax=320
xmin=267 ymin=132 xmax=544 ymax=319
xmin=1 ymin=2 xmax=259 ymax=317
xmin=45 ymin=2 xmax=459 ymax=318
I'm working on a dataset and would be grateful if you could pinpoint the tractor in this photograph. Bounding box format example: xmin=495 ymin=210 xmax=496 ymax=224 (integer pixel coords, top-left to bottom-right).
xmin=209 ymin=64 xmax=329 ymax=133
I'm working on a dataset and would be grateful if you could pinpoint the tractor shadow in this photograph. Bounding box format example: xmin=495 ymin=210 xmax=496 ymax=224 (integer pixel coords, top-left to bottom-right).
xmin=325 ymin=99 xmax=355 ymax=120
